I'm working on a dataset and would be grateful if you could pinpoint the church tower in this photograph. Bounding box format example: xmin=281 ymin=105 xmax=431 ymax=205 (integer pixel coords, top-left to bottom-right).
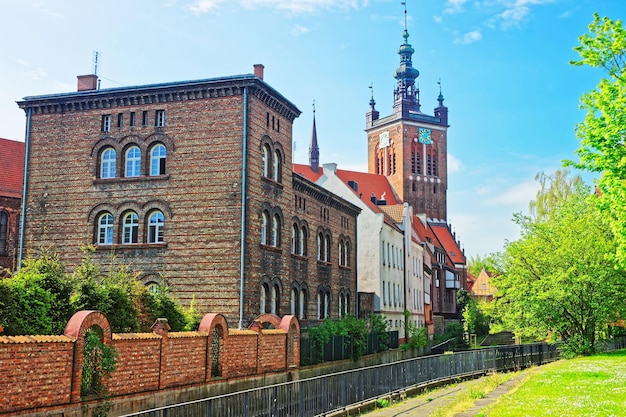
xmin=366 ymin=7 xmax=449 ymax=221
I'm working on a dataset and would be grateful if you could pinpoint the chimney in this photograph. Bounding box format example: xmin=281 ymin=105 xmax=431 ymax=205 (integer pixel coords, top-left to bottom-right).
xmin=254 ymin=64 xmax=264 ymax=80
xmin=370 ymin=193 xmax=377 ymax=204
xmin=77 ymin=74 xmax=98 ymax=91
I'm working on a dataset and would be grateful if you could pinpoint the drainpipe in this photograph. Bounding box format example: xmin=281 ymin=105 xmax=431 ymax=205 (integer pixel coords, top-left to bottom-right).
xmin=18 ymin=107 xmax=32 ymax=269
xmin=354 ymin=217 xmax=359 ymax=319
xmin=238 ymin=86 xmax=248 ymax=330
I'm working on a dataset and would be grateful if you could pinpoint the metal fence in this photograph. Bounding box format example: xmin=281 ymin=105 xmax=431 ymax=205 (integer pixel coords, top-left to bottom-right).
xmin=120 ymin=341 xmax=567 ymax=417
xmin=300 ymin=331 xmax=400 ymax=366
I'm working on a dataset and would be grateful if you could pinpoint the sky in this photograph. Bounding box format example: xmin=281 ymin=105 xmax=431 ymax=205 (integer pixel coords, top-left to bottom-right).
xmin=0 ymin=0 xmax=622 ymax=258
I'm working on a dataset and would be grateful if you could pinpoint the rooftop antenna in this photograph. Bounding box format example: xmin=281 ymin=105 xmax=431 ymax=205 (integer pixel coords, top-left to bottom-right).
xmin=93 ymin=51 xmax=99 ymax=75
xmin=93 ymin=51 xmax=101 ymax=90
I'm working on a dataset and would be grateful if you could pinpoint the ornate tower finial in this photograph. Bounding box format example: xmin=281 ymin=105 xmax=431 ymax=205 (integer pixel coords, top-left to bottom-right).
xmin=309 ymin=100 xmax=320 ymax=172
xmin=393 ymin=1 xmax=420 ymax=115
xmin=435 ymin=78 xmax=449 ymax=125
xmin=437 ymin=78 xmax=445 ymax=104
xmin=369 ymin=83 xmax=376 ymax=109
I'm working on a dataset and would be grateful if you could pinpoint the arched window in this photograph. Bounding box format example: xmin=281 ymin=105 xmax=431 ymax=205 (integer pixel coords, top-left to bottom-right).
xmin=272 ymin=149 xmax=282 ymax=182
xmin=146 ymin=282 xmax=161 ymax=294
xmin=97 ymin=213 xmax=114 ymax=245
xmin=299 ymin=289 xmax=307 ymax=319
xmin=122 ymin=212 xmax=139 ymax=244
xmin=150 ymin=144 xmax=166 ymax=176
xmin=262 ymin=144 xmax=271 ymax=177
xmin=291 ymin=224 xmax=298 ymax=254
xmin=261 ymin=283 xmax=269 ymax=314
xmin=0 ymin=211 xmax=8 ymax=255
xmin=260 ymin=211 xmax=269 ymax=245
xmin=300 ymin=226 xmax=307 ymax=256
xmin=291 ymin=288 xmax=298 ymax=316
xmin=271 ymin=284 xmax=279 ymax=315
xmin=271 ymin=214 xmax=280 ymax=247
xmin=317 ymin=292 xmax=324 ymax=319
xmin=345 ymin=241 xmax=351 ymax=267
xmin=100 ymin=148 xmax=116 ymax=179
xmin=339 ymin=240 xmax=346 ymax=266
xmin=324 ymin=234 xmax=331 ymax=262
xmin=317 ymin=232 xmax=323 ymax=261
xmin=147 ymin=211 xmax=164 ymax=243
xmin=125 ymin=146 xmax=141 ymax=177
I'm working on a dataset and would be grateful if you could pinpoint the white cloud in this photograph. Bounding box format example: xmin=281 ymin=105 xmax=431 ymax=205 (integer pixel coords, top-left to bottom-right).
xmin=187 ymin=0 xmax=225 ymax=14
xmin=488 ymin=178 xmax=539 ymax=206
xmin=24 ymin=68 xmax=47 ymax=81
xmin=454 ymin=29 xmax=482 ymax=44
xmin=496 ymin=0 xmax=554 ymax=29
xmin=291 ymin=24 xmax=310 ymax=36
xmin=15 ymin=58 xmax=30 ymax=67
xmin=433 ymin=15 xmax=443 ymax=24
xmin=448 ymin=153 xmax=463 ymax=173
xmin=444 ymin=0 xmax=468 ymax=14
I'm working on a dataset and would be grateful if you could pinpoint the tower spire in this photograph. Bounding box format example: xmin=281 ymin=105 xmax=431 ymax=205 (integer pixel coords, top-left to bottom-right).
xmin=393 ymin=1 xmax=420 ymax=116
xmin=309 ymin=100 xmax=320 ymax=172
xmin=435 ymin=79 xmax=449 ymax=125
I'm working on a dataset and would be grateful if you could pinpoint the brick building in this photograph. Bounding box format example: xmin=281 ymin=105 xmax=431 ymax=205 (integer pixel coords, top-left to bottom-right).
xmin=17 ymin=65 xmax=359 ymax=328
xmin=0 ymin=138 xmax=24 ymax=274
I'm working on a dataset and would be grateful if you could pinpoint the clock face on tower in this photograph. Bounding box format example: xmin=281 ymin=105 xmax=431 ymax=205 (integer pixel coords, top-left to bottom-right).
xmin=418 ymin=128 xmax=432 ymax=144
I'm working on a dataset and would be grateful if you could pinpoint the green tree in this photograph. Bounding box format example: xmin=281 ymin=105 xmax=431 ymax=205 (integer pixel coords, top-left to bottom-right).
xmin=567 ymin=13 xmax=626 ymax=267
xmin=493 ymin=182 xmax=626 ymax=356
xmin=0 ymin=248 xmax=73 ymax=335
xmin=369 ymin=314 xmax=389 ymax=352
xmin=529 ymin=170 xmax=583 ymax=222
xmin=462 ymin=297 xmax=490 ymax=336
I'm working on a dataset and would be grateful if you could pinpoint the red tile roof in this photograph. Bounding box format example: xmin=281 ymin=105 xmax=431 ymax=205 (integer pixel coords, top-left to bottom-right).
xmin=430 ymin=222 xmax=465 ymax=265
xmin=334 ymin=168 xmax=400 ymax=212
xmin=293 ymin=163 xmax=324 ymax=182
xmin=0 ymin=138 xmax=25 ymax=199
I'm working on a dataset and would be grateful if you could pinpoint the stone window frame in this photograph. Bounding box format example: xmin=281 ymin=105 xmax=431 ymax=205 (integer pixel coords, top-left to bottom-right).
xmin=259 ymin=135 xmax=285 ymax=185
xmin=124 ymin=145 xmax=141 ymax=178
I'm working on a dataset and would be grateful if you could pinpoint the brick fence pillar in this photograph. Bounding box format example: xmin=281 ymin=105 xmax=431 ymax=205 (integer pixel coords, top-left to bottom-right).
xmin=63 ymin=310 xmax=112 ymax=403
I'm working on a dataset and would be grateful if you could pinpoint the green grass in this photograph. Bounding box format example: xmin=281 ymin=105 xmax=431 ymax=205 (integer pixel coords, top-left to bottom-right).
xmin=478 ymin=350 xmax=626 ymax=417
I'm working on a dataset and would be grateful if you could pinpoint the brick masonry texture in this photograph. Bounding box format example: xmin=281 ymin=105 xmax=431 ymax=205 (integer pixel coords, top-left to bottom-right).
xmin=0 ymin=310 xmax=300 ymax=415
xmin=18 ymin=74 xmax=359 ymax=328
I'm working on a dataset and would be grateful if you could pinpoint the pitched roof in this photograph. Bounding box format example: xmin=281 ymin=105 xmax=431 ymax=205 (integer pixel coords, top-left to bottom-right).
xmin=0 ymin=138 xmax=25 ymax=199
xmin=334 ymin=168 xmax=400 ymax=212
xmin=293 ymin=163 xmax=324 ymax=182
xmin=429 ymin=222 xmax=465 ymax=265
xmin=378 ymin=204 xmax=404 ymax=223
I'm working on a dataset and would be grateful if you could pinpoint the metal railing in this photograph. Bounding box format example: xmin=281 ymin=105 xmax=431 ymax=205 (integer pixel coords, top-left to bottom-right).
xmin=121 ymin=342 xmax=564 ymax=417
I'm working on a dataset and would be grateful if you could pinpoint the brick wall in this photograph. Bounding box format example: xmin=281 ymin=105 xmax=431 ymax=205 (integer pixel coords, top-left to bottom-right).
xmin=0 ymin=310 xmax=300 ymax=416
xmin=0 ymin=336 xmax=74 ymax=411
